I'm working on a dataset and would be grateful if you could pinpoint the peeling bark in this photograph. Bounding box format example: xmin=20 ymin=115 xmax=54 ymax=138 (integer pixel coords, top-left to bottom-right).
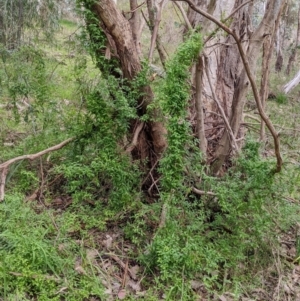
xmin=181 ymin=0 xmax=283 ymax=174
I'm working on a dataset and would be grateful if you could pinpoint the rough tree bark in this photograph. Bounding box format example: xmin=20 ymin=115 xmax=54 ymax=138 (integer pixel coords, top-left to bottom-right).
xmin=259 ymin=0 xmax=286 ymax=140
xmin=129 ymin=0 xmax=140 ymax=54
xmin=87 ymin=0 xmax=167 ymax=161
xmin=286 ymin=3 xmax=300 ymax=75
xmin=185 ymin=0 xmax=284 ymax=174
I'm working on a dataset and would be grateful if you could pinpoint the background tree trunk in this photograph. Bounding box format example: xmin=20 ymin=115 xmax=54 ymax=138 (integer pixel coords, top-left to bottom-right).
xmin=286 ymin=3 xmax=300 ymax=75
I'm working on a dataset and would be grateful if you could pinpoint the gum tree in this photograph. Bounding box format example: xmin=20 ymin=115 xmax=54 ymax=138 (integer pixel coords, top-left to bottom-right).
xmin=79 ymin=0 xmax=283 ymax=177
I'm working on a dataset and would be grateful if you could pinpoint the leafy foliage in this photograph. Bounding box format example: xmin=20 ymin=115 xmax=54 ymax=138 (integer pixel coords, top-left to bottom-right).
xmin=0 ymin=0 xmax=59 ymax=49
xmin=1 ymin=5 xmax=300 ymax=301
xmin=0 ymin=195 xmax=104 ymax=300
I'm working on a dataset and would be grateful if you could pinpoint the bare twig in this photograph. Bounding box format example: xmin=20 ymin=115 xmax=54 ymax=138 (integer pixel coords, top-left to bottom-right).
xmin=0 ymin=137 xmax=75 ymax=201
xmin=108 ymin=253 xmax=137 ymax=280
xmin=123 ymin=1 xmax=145 ymax=13
xmin=192 ymin=187 xmax=216 ymax=196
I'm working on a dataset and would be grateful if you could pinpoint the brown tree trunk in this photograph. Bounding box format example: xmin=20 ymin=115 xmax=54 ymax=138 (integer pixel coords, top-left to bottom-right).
xmin=0 ymin=10 xmax=6 ymax=46
xmin=275 ymin=22 xmax=285 ymax=72
xmin=260 ymin=0 xmax=285 ymax=140
xmin=185 ymin=0 xmax=284 ymax=174
xmin=286 ymin=3 xmax=300 ymax=75
xmin=212 ymin=0 xmax=285 ymax=174
xmin=129 ymin=0 xmax=141 ymax=56
xmin=87 ymin=0 xmax=167 ymax=158
xmin=195 ymin=56 xmax=207 ymax=157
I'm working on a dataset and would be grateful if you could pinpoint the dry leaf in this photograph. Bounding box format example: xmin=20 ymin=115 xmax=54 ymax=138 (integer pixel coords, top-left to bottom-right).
xmin=58 ymin=243 xmax=68 ymax=252
xmin=191 ymin=280 xmax=202 ymax=290
xmin=55 ymin=287 xmax=68 ymax=294
xmin=128 ymin=265 xmax=139 ymax=280
xmin=111 ymin=281 xmax=121 ymax=293
xmin=127 ymin=279 xmax=141 ymax=292
xmin=75 ymin=265 xmax=87 ymax=275
xmin=103 ymin=235 xmax=113 ymax=249
xmin=118 ymin=289 xmax=126 ymax=300
xmin=104 ymin=288 xmax=112 ymax=295
xmin=219 ymin=295 xmax=227 ymax=301
xmin=86 ymin=248 xmax=98 ymax=262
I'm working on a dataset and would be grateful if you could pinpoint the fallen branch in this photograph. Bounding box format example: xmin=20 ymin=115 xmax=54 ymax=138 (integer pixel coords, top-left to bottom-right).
xmin=283 ymin=69 xmax=300 ymax=94
xmin=0 ymin=137 xmax=75 ymax=201
xmin=192 ymin=187 xmax=216 ymax=196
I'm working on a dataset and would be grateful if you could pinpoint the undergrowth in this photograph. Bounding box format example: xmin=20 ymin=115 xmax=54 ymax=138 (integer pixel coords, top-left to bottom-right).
xmin=1 ymin=11 xmax=300 ymax=301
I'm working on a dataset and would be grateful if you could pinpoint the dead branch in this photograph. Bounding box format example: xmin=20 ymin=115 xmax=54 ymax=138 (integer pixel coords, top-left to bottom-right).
xmin=125 ymin=122 xmax=145 ymax=153
xmin=243 ymin=113 xmax=261 ymax=123
xmin=0 ymin=137 xmax=75 ymax=201
xmin=175 ymin=0 xmax=283 ymax=173
xmin=283 ymin=69 xmax=300 ymax=94
xmin=108 ymin=253 xmax=137 ymax=280
xmin=158 ymin=202 xmax=168 ymax=228
xmin=192 ymin=187 xmax=216 ymax=196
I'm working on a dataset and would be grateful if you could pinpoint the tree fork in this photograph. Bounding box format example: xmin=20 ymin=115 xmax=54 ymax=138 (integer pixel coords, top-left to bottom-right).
xmin=83 ymin=0 xmax=167 ymax=157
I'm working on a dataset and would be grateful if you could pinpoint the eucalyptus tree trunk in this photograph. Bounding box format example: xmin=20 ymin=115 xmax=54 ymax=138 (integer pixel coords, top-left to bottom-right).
xmin=187 ymin=0 xmax=285 ymax=174
xmin=85 ymin=0 xmax=167 ymax=161
xmin=286 ymin=3 xmax=300 ymax=75
xmin=0 ymin=9 xmax=6 ymax=46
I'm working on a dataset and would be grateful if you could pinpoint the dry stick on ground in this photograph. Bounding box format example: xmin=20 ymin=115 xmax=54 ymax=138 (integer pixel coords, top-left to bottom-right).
xmin=203 ymin=54 xmax=239 ymax=153
xmin=192 ymin=187 xmax=216 ymax=196
xmin=175 ymin=0 xmax=282 ymax=172
xmin=0 ymin=137 xmax=75 ymax=201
